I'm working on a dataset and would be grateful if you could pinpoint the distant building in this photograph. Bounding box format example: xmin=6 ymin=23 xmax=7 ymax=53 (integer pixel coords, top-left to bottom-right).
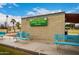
xmin=65 ymin=14 xmax=79 ymax=23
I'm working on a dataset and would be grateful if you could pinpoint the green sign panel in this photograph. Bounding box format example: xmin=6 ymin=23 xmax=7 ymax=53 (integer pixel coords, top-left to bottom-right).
xmin=29 ymin=17 xmax=48 ymax=26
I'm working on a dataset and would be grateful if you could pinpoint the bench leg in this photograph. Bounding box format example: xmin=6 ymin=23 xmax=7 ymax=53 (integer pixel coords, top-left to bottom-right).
xmin=14 ymin=37 xmax=19 ymax=42
xmin=56 ymin=45 xmax=64 ymax=54
xmin=56 ymin=45 xmax=60 ymax=53
xmin=0 ymin=36 xmax=3 ymax=40
xmin=2 ymin=36 xmax=3 ymax=40
xmin=56 ymin=45 xmax=61 ymax=50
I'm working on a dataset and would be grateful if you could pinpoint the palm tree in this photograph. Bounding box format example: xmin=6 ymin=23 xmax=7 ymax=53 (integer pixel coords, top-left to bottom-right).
xmin=16 ymin=22 xmax=21 ymax=32
xmin=16 ymin=22 xmax=21 ymax=29
xmin=10 ymin=19 xmax=16 ymax=32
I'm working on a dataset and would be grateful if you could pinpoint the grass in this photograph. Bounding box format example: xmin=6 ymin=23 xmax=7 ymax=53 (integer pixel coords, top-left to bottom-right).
xmin=0 ymin=44 xmax=32 ymax=55
xmin=68 ymin=29 xmax=79 ymax=35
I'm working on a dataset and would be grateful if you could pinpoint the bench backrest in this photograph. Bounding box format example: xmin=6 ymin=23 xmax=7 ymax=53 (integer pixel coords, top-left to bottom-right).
xmin=16 ymin=32 xmax=30 ymax=38
xmin=66 ymin=35 xmax=79 ymax=43
xmin=54 ymin=34 xmax=66 ymax=40
xmin=54 ymin=34 xmax=79 ymax=43
xmin=0 ymin=32 xmax=6 ymax=35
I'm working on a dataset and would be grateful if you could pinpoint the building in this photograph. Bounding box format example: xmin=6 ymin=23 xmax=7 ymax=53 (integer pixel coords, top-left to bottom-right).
xmin=21 ymin=12 xmax=79 ymax=43
xmin=65 ymin=14 xmax=79 ymax=23
xmin=21 ymin=12 xmax=65 ymax=43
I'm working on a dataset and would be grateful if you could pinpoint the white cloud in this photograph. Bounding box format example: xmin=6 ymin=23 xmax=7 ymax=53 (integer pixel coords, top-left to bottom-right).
xmin=26 ymin=11 xmax=36 ymax=16
xmin=0 ymin=13 xmax=21 ymax=26
xmin=8 ymin=3 xmax=19 ymax=8
xmin=0 ymin=13 xmax=6 ymax=22
xmin=26 ymin=7 xmax=62 ymax=16
xmin=12 ymin=3 xmax=19 ymax=7
xmin=8 ymin=6 xmax=12 ymax=8
xmin=0 ymin=3 xmax=7 ymax=8
xmin=0 ymin=3 xmax=19 ymax=9
xmin=66 ymin=6 xmax=79 ymax=13
xmin=8 ymin=15 xmax=21 ymax=23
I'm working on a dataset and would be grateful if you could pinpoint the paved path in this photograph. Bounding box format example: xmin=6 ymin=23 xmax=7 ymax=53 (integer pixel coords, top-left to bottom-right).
xmin=0 ymin=36 xmax=79 ymax=55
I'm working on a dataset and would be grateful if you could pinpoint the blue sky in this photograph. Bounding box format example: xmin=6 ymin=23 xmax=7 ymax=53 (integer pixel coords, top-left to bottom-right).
xmin=0 ymin=3 xmax=79 ymax=24
xmin=0 ymin=3 xmax=79 ymax=16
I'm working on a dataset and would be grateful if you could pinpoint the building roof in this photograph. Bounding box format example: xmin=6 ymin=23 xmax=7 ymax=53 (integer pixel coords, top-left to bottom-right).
xmin=22 ymin=12 xmax=79 ymax=23
xmin=22 ymin=12 xmax=65 ymax=19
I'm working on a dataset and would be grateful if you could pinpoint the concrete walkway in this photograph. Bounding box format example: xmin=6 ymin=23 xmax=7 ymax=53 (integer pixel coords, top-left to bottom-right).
xmin=0 ymin=36 xmax=79 ymax=55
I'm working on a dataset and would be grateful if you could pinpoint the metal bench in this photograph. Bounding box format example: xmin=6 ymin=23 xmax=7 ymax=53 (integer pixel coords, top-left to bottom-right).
xmin=0 ymin=32 xmax=6 ymax=39
xmin=54 ymin=34 xmax=79 ymax=46
xmin=15 ymin=31 xmax=30 ymax=43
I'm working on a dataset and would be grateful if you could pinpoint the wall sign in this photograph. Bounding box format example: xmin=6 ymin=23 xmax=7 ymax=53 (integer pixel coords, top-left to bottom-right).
xmin=29 ymin=17 xmax=48 ymax=26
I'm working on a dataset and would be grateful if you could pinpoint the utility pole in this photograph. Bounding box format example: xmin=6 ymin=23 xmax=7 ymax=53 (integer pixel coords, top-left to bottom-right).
xmin=5 ymin=15 xmax=8 ymax=33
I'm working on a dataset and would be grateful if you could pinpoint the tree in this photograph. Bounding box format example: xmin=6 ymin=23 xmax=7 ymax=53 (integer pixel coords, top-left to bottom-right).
xmin=65 ymin=23 xmax=75 ymax=30
xmin=10 ymin=19 xmax=16 ymax=32
xmin=16 ymin=22 xmax=21 ymax=29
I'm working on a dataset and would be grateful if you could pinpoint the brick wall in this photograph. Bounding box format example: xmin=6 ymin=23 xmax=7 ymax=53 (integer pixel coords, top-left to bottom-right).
xmin=21 ymin=12 xmax=65 ymax=43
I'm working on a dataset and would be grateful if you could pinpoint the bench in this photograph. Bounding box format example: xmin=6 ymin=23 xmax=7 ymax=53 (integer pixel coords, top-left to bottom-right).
xmin=54 ymin=34 xmax=79 ymax=46
xmin=0 ymin=32 xmax=6 ymax=39
xmin=15 ymin=31 xmax=30 ymax=43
